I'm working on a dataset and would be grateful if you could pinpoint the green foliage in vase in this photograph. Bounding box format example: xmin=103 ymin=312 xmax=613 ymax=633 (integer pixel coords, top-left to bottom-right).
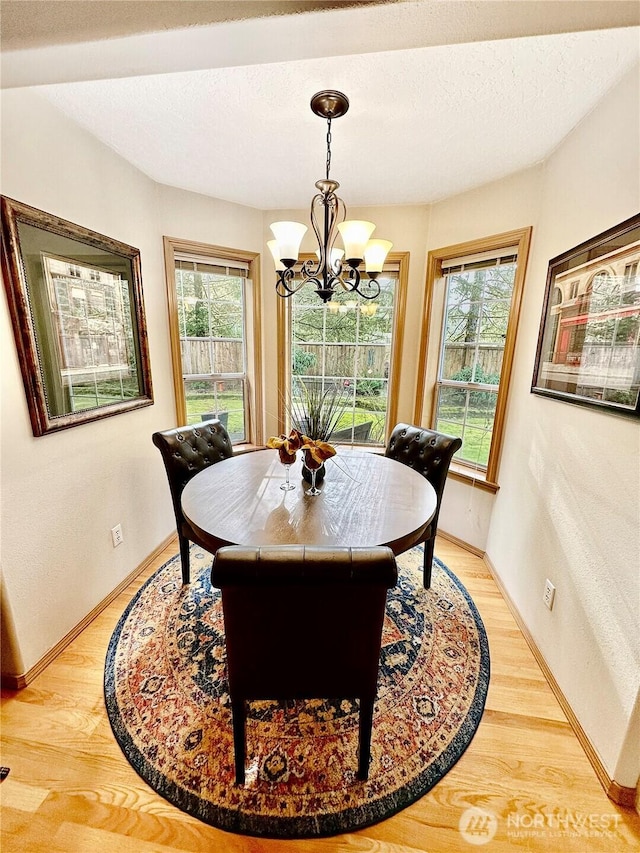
xmin=287 ymin=378 xmax=348 ymax=442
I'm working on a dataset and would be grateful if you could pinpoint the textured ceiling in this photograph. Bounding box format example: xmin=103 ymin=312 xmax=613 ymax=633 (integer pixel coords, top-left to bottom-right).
xmin=4 ymin=2 xmax=640 ymax=209
xmin=0 ymin=1 xmax=388 ymax=49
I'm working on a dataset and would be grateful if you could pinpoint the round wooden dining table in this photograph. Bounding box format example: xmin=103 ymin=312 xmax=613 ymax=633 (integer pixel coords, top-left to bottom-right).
xmin=181 ymin=449 xmax=437 ymax=555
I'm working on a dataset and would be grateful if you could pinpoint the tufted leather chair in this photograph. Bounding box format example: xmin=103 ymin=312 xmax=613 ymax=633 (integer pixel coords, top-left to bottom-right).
xmin=152 ymin=419 xmax=234 ymax=584
xmin=211 ymin=545 xmax=398 ymax=784
xmin=385 ymin=423 xmax=462 ymax=589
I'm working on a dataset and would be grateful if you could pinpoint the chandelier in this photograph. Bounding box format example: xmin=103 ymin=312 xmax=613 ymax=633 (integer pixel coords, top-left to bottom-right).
xmin=268 ymin=90 xmax=392 ymax=303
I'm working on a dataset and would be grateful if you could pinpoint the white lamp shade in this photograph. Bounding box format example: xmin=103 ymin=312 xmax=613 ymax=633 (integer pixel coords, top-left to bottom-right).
xmin=337 ymin=220 xmax=376 ymax=261
xmin=364 ymin=239 xmax=393 ymax=273
xmin=270 ymin=221 xmax=308 ymax=262
xmin=267 ymin=240 xmax=285 ymax=272
xmin=315 ymin=247 xmax=345 ymax=269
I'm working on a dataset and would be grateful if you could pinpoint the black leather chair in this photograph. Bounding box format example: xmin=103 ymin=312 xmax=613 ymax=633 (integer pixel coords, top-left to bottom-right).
xmin=211 ymin=545 xmax=398 ymax=784
xmin=385 ymin=423 xmax=462 ymax=589
xmin=152 ymin=419 xmax=233 ymax=584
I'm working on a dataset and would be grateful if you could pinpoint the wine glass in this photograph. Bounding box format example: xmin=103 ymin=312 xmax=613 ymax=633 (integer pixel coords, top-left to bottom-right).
xmin=278 ymin=447 xmax=297 ymax=491
xmin=304 ymin=451 xmax=322 ymax=496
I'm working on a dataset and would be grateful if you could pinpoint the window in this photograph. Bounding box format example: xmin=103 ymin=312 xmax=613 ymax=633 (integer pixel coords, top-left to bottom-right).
xmin=415 ymin=229 xmax=531 ymax=490
xmin=163 ymin=238 xmax=262 ymax=445
xmin=278 ymin=253 xmax=408 ymax=446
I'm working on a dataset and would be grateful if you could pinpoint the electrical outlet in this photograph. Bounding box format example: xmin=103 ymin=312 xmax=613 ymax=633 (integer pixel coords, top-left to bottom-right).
xmin=111 ymin=523 xmax=124 ymax=548
xmin=543 ymin=578 xmax=555 ymax=610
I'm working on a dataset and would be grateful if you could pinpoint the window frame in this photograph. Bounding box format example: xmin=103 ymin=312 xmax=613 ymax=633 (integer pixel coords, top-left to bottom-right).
xmin=277 ymin=251 xmax=409 ymax=444
xmin=162 ymin=236 xmax=263 ymax=445
xmin=414 ymin=228 xmax=532 ymax=491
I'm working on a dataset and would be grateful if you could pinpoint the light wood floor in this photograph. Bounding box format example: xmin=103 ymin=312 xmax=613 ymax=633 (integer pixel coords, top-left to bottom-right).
xmin=1 ymin=538 xmax=639 ymax=852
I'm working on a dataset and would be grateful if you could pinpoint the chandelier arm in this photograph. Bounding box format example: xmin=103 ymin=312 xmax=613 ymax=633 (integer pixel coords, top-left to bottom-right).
xmin=342 ymin=265 xmax=361 ymax=295
xmin=275 ymin=268 xmax=306 ymax=298
xmin=299 ymin=257 xmax=317 ymax=278
xmin=323 ymin=194 xmax=346 ymax=288
xmin=308 ymin=194 xmax=326 ymax=277
xmin=307 ymin=190 xmax=346 ymax=302
xmin=357 ymin=278 xmax=382 ymax=300
xmin=340 ymin=267 xmax=381 ymax=300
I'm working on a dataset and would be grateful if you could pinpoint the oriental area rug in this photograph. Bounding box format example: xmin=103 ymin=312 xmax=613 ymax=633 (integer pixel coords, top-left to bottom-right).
xmin=104 ymin=544 xmax=490 ymax=839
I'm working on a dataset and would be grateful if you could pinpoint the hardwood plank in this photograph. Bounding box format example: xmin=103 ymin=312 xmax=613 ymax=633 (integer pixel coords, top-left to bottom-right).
xmin=0 ymin=778 xmax=50 ymax=812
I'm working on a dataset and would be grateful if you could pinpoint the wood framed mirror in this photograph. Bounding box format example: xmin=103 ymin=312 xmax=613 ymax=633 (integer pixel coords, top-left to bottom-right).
xmin=1 ymin=197 xmax=153 ymax=436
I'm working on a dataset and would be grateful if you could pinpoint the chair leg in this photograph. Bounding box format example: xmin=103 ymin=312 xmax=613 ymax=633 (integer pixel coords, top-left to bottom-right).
xmin=357 ymin=696 xmax=375 ymax=781
xmin=178 ymin=535 xmax=190 ymax=585
xmin=423 ymin=538 xmax=435 ymax=589
xmin=231 ymin=698 xmax=246 ymax=785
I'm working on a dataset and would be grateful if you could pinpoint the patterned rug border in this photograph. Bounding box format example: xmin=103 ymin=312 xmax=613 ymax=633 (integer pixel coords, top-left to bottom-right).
xmin=104 ymin=547 xmax=490 ymax=839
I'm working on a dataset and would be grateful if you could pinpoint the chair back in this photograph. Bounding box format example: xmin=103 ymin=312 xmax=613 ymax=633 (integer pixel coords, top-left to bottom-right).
xmin=152 ymin=419 xmax=233 ymax=530
xmin=385 ymin=423 xmax=462 ymax=505
xmin=211 ymin=545 xmax=397 ymax=701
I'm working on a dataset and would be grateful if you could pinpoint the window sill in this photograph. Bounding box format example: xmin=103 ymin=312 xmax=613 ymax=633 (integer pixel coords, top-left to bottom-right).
xmin=330 ymin=444 xmax=499 ymax=492
xmin=233 ymin=443 xmax=266 ymax=455
xmin=332 ymin=446 xmax=498 ymax=491
xmin=333 ymin=443 xmax=385 ymax=454
xmin=448 ymin=463 xmax=499 ymax=494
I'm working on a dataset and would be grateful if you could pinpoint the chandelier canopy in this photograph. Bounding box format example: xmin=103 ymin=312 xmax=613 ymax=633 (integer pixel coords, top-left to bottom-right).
xmin=268 ymin=90 xmax=392 ymax=303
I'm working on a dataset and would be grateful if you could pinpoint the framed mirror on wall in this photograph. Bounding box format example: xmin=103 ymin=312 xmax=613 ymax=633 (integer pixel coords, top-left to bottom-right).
xmin=1 ymin=197 xmax=153 ymax=436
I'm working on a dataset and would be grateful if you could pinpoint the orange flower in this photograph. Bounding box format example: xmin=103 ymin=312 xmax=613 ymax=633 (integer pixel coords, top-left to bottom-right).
xmin=300 ymin=436 xmax=337 ymax=470
xmin=267 ymin=429 xmax=303 ymax=465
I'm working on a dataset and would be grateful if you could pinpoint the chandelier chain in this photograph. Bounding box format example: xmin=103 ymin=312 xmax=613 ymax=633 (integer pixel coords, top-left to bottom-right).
xmin=325 ymin=118 xmax=332 ymax=180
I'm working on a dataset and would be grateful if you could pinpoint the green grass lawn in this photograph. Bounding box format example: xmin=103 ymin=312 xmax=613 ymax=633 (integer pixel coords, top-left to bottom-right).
xmin=437 ymin=415 xmax=492 ymax=468
xmin=185 ymin=390 xmax=390 ymax=447
xmin=333 ymin=410 xmax=386 ymax=444
xmin=70 ymin=378 xmax=141 ymax=411
xmin=185 ymin=391 xmax=246 ymax=440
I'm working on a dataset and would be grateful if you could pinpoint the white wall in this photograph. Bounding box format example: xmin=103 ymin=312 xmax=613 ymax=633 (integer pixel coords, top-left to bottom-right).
xmin=158 ymin=184 xmax=264 ymax=253
xmin=486 ymin=66 xmax=640 ymax=788
xmin=0 ymin=90 xmax=261 ymax=674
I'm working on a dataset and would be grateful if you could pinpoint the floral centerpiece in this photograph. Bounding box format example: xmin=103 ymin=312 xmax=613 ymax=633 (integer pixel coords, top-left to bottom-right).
xmin=268 ymin=379 xmax=347 ymax=493
xmin=267 ymin=426 xmax=337 ymax=495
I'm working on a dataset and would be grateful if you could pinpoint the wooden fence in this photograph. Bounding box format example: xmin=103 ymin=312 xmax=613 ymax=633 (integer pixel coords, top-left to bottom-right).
xmin=181 ymin=338 xmax=505 ymax=380
xmin=295 ymin=343 xmax=389 ymax=378
xmin=443 ymin=345 xmax=503 ymax=378
xmin=181 ymin=338 xmax=243 ymax=374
